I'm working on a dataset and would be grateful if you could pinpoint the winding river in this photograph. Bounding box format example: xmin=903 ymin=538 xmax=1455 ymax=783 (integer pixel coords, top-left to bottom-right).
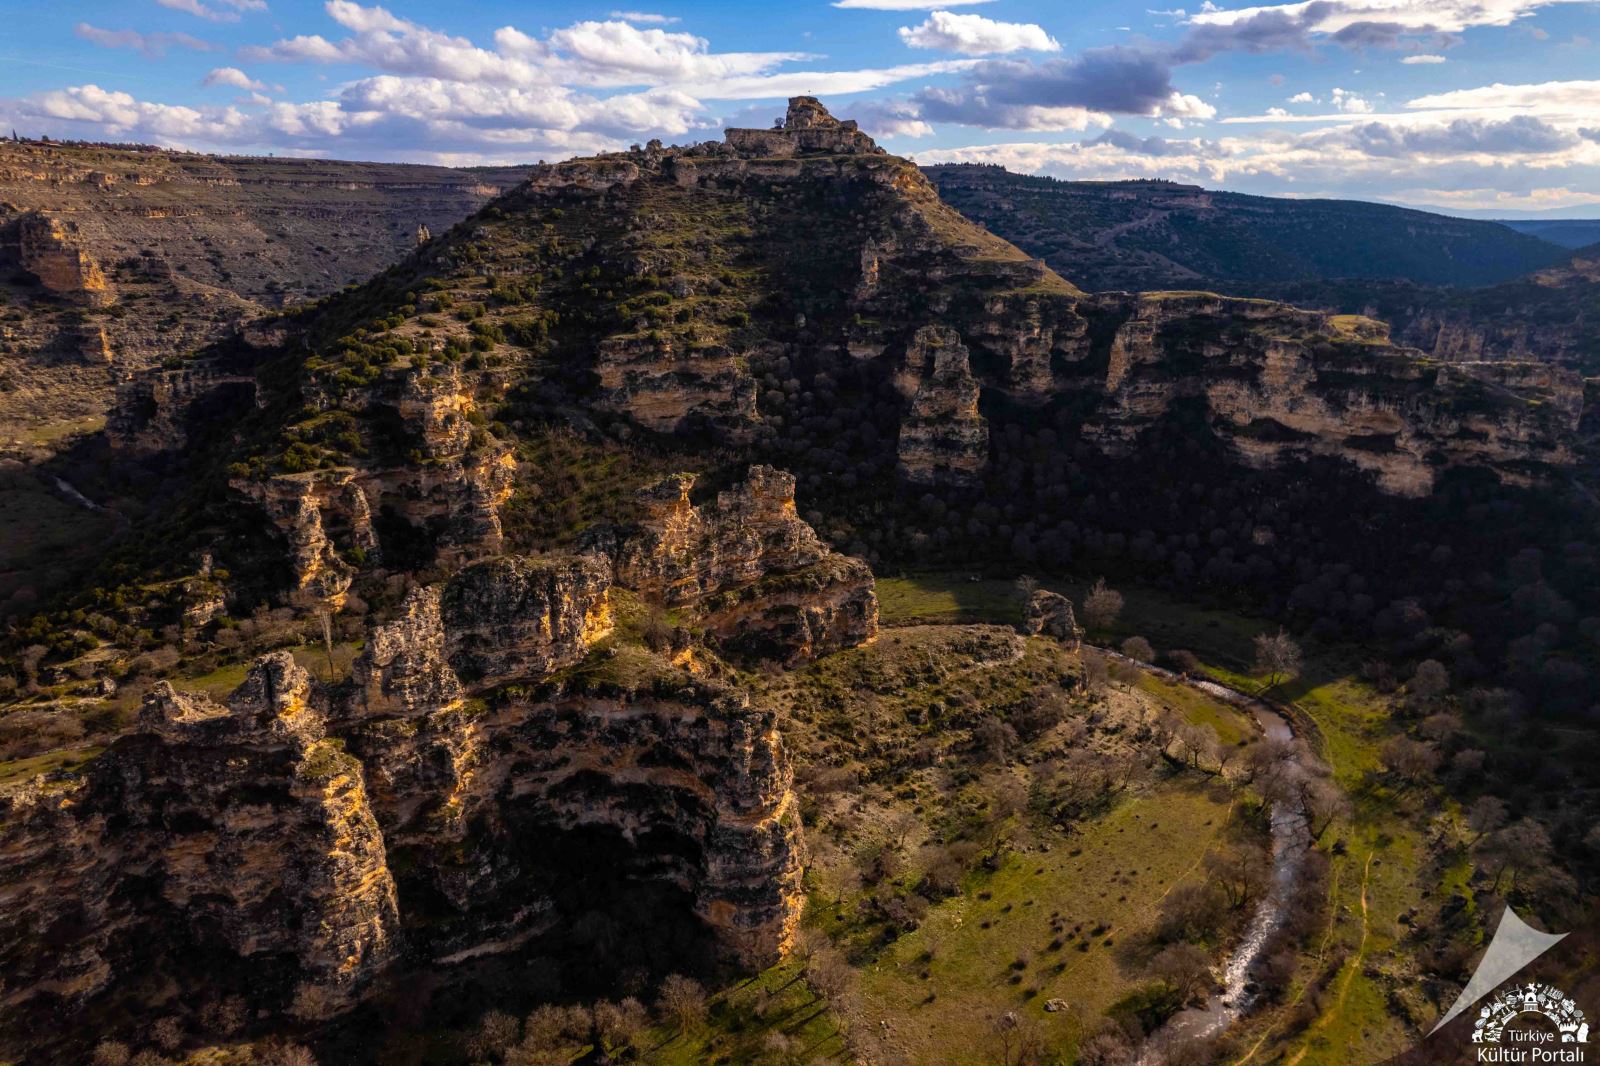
xmin=1111 ymin=655 xmax=1316 ymax=1061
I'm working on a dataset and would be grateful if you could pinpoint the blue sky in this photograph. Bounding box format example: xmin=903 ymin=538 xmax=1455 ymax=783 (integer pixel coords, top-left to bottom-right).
xmin=2 ymin=0 xmax=1598 ymax=213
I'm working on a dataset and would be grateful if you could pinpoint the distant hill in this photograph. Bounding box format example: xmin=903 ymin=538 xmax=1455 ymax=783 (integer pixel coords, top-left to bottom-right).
xmin=1265 ymin=242 xmax=1600 ymax=374
xmin=1497 ymin=218 xmax=1600 ymax=249
xmin=925 ymin=165 xmax=1568 ymax=292
xmin=0 ymin=140 xmax=530 ymax=436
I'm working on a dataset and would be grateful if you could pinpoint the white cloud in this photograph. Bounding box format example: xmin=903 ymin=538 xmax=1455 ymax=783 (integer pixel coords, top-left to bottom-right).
xmin=609 ymin=10 xmax=679 ymax=24
xmin=1288 ymin=91 xmax=1316 ymax=103
xmin=1331 ymin=87 xmax=1374 ymax=113
xmin=915 ymin=118 xmax=1600 ymax=208
xmin=832 ymin=0 xmax=994 ymax=8
xmin=243 ymin=4 xmax=811 ymax=90
xmin=679 ymin=60 xmax=981 ymax=101
xmin=1401 ymin=54 xmax=1447 ymax=63
xmin=74 ymin=23 xmax=216 ymax=57
xmin=898 ymin=12 xmax=1060 ymax=55
xmin=1406 ymin=79 xmax=1600 ymax=118
xmin=1187 ymin=0 xmax=1588 ymax=37
xmin=544 ymin=21 xmax=811 ymax=83
xmin=1163 ymin=90 xmax=1218 ymax=119
xmin=156 ymin=0 xmax=267 ymax=23
xmin=203 ymin=67 xmax=267 ymax=91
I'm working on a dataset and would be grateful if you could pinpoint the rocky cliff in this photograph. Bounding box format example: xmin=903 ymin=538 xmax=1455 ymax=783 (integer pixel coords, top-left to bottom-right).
xmin=0 ymin=653 xmax=401 ymax=1035
xmin=597 ymin=465 xmax=879 ymax=664
xmin=0 ymin=528 xmax=831 ymax=1055
xmin=896 ymin=324 xmax=990 ymax=486
xmin=1077 ymin=294 xmax=1584 ymax=495
xmin=0 ymin=142 xmax=526 ymax=434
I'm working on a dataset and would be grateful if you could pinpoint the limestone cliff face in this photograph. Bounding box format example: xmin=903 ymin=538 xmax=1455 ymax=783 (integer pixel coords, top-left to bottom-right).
xmin=232 ymin=473 xmax=362 ymax=610
xmin=896 ymin=325 xmax=990 ymax=487
xmin=0 ymin=655 xmax=401 ymax=1030
xmin=1083 ymin=294 xmax=1586 ymax=496
xmin=442 ymin=555 xmax=615 ymax=687
xmin=16 ymin=213 xmax=113 ymax=306
xmin=601 ymin=465 xmax=879 ymax=663
xmin=1 ymin=539 xmax=831 ymax=1048
xmin=106 ymin=359 xmax=257 ymax=455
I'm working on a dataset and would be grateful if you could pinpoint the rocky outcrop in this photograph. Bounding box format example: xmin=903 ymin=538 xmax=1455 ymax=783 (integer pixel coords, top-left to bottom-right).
xmin=1024 ymin=590 xmax=1081 ymax=648
xmin=612 ymin=467 xmax=827 ymax=602
xmin=0 ymin=655 xmax=401 ymax=1032
xmin=1084 ymin=294 xmax=1585 ymax=496
xmin=601 ymin=466 xmax=879 ymax=663
xmin=232 ymin=473 xmax=361 ymax=610
xmin=441 ymin=555 xmax=614 ymax=688
xmin=593 ymin=335 xmax=758 ymax=436
xmin=1 ymin=557 xmax=814 ymax=1049
xmin=897 ymin=325 xmax=990 ymax=487
xmin=16 ymin=214 xmax=113 ymax=306
xmin=106 ymin=359 xmax=257 ymax=455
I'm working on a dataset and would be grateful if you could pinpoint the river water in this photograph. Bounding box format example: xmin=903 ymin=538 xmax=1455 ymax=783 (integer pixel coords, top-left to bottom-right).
xmin=1117 ymin=661 xmax=1315 ymax=1062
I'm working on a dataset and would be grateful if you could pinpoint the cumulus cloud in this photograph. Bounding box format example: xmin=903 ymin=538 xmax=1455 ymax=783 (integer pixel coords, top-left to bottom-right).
xmin=898 ymin=12 xmax=1060 ymax=55
xmin=1331 ymin=87 xmax=1374 ymax=112
xmin=74 ymin=23 xmax=216 ymax=57
xmin=242 ymin=3 xmax=811 ymax=90
xmin=1335 ymin=115 xmax=1580 ymax=154
xmin=915 ymin=115 xmax=1600 ymax=208
xmin=1288 ymin=90 xmax=1317 ymax=102
xmin=1401 ymin=53 xmax=1447 ymax=62
xmin=915 ymin=47 xmax=1190 ymax=129
xmin=849 ymin=98 xmax=936 ymax=137
xmin=156 ymin=0 xmax=267 ymax=23
xmin=203 ymin=67 xmax=267 ymax=91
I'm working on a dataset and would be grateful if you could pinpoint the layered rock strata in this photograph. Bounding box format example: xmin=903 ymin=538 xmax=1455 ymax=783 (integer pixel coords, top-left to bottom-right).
xmin=600 ymin=465 xmax=879 ymax=663
xmin=896 ymin=325 xmax=990 ymax=487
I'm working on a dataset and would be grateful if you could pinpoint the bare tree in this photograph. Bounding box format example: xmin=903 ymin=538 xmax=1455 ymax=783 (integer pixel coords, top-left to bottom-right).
xmin=658 ymin=974 xmax=707 ymax=1032
xmin=1175 ymin=722 xmax=1221 ymax=774
xmin=1120 ymin=635 xmax=1155 ymax=663
xmin=1083 ymin=578 xmax=1124 ymax=632
xmin=1205 ymin=845 xmax=1271 ymax=908
xmin=590 ymin=998 xmax=647 ymax=1055
xmin=1149 ymin=942 xmax=1213 ymax=1002
xmin=1481 ymin=818 xmax=1553 ymax=894
xmin=1299 ymin=776 xmax=1350 ymax=841
xmin=1157 ymin=882 xmax=1227 ymax=942
xmin=1252 ymin=629 xmax=1303 ymax=690
xmin=1379 ymin=736 xmax=1440 ymax=787
xmin=1465 ymin=795 xmax=1508 ymax=842
xmin=1408 ymin=659 xmax=1450 ymax=705
xmin=1080 ymin=650 xmax=1110 ymax=694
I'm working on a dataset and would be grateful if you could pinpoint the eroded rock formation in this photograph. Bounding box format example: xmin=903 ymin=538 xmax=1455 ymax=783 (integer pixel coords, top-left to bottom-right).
xmin=896 ymin=325 xmax=990 ymax=487
xmin=1024 ymin=590 xmax=1081 ymax=647
xmin=0 ymin=654 xmax=401 ymax=1029
xmin=599 ymin=465 xmax=879 ymax=663
xmin=0 ymin=468 xmax=872 ymax=1045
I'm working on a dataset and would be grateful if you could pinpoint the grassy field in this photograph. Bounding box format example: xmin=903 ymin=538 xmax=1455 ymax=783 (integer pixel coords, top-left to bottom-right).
xmin=0 ymin=743 xmax=104 ymax=785
xmin=177 ymin=640 xmax=365 ymax=697
xmin=878 ymin=572 xmax=1437 ymax=1064
xmin=847 ymin=781 xmax=1238 ymax=1065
